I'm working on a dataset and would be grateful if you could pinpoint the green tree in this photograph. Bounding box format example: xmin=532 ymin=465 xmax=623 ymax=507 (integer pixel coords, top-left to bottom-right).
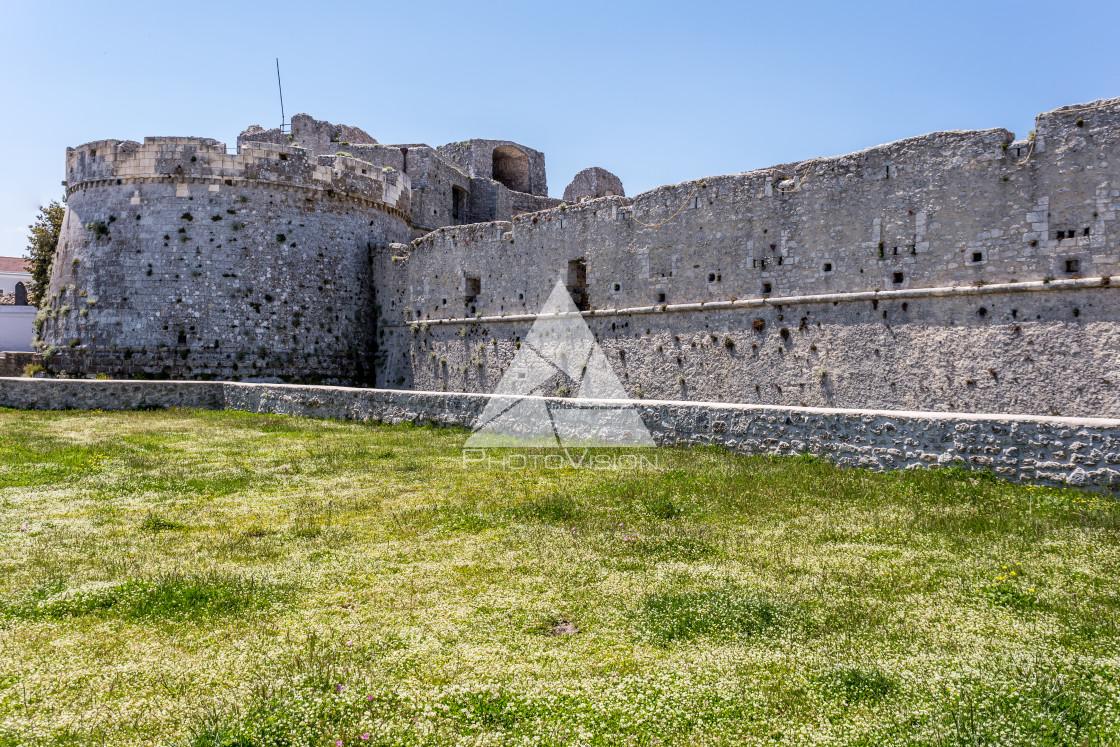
xmin=25 ymin=198 xmax=65 ymax=307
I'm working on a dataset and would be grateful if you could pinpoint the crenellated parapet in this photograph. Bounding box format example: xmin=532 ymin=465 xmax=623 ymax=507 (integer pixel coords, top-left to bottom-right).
xmin=64 ymin=137 xmax=411 ymax=220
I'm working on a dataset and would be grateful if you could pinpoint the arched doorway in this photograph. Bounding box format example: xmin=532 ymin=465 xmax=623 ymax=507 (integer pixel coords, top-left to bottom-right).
xmin=14 ymin=282 xmax=27 ymax=306
xmin=491 ymin=146 xmax=530 ymax=193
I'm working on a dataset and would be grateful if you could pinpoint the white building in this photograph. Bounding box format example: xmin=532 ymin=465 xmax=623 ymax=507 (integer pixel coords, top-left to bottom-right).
xmin=0 ymin=256 xmax=31 ymax=297
xmin=0 ymin=257 xmax=34 ymax=352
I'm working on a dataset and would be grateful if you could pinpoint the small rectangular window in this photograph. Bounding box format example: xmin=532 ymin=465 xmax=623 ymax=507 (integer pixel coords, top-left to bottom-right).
xmin=567 ymin=259 xmax=589 ymax=311
xmin=972 ymin=251 xmax=983 ymax=263
xmin=762 ymin=282 xmax=772 ymax=294
xmin=452 ymin=186 xmax=467 ymax=221
xmin=464 ymin=276 xmax=480 ymax=303
xmin=892 ymin=271 xmax=904 ymax=284
xmin=1065 ymin=258 xmax=1080 ymax=273
xmin=823 ymin=262 xmax=832 ymax=272
xmin=657 ymin=292 xmax=666 ymax=303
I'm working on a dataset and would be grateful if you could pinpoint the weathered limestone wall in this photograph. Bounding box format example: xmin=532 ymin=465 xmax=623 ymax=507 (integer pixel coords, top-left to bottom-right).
xmin=2 ymin=377 xmax=1118 ymax=490
xmin=0 ymin=352 xmax=36 ymax=377
xmin=563 ymin=166 xmax=625 ymax=203
xmin=39 ymin=137 xmax=411 ymax=384
xmin=437 ymin=140 xmax=548 ymax=197
xmin=379 ymin=279 xmax=1120 ymax=418
xmin=380 ymin=98 xmax=1120 ymax=418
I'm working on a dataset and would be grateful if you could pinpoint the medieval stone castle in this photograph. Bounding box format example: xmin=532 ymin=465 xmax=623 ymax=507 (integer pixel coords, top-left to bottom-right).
xmin=34 ymin=97 xmax=1120 ymax=419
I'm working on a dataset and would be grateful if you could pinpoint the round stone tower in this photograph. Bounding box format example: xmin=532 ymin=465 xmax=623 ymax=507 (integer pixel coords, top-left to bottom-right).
xmin=37 ymin=136 xmax=411 ymax=383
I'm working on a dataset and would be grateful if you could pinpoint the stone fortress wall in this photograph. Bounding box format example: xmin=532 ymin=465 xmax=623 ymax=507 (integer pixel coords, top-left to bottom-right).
xmin=33 ymin=97 xmax=1120 ymax=421
xmin=377 ymin=97 xmax=1120 ymax=419
xmin=239 ymin=114 xmax=561 ymax=236
xmin=39 ymin=135 xmax=411 ymax=383
xmin=35 ymin=114 xmax=571 ymax=384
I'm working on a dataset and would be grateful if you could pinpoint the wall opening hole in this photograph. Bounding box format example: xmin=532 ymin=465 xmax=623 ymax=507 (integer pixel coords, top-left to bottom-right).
xmin=451 ymin=186 xmax=467 ymax=221
xmin=464 ymin=275 xmax=480 ymax=303
xmin=491 ymin=145 xmax=530 ymax=193
xmin=823 ymin=262 xmax=832 ymax=272
xmin=657 ymin=292 xmax=666 ymax=303
xmin=892 ymin=271 xmax=904 ymax=284
xmin=567 ymin=259 xmax=589 ymax=311
xmin=1065 ymin=258 xmax=1081 ymax=273
xmin=977 ymin=307 xmax=988 ymax=317
xmin=612 ymin=282 xmax=621 ymax=292
xmin=1084 ymin=227 xmax=1091 ymax=236
xmin=177 ymin=331 xmax=187 ymax=344
xmin=972 ymin=251 xmax=983 ymax=263
xmin=762 ymin=282 xmax=772 ymax=294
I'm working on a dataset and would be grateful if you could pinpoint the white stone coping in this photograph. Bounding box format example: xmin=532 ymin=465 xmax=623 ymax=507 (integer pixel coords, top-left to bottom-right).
xmin=3 ymin=377 xmax=1118 ymax=428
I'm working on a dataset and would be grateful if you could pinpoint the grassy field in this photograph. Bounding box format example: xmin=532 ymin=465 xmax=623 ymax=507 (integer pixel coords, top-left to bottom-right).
xmin=0 ymin=408 xmax=1119 ymax=746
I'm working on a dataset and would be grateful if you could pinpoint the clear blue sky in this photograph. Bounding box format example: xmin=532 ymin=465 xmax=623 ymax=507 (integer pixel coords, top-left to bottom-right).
xmin=2 ymin=0 xmax=1118 ymax=258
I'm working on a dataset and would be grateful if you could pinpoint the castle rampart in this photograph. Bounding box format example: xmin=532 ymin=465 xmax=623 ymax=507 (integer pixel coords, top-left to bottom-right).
xmin=33 ymin=97 xmax=1120 ymax=420
xmin=376 ymin=97 xmax=1120 ymax=418
xmin=41 ymin=136 xmax=411 ymax=383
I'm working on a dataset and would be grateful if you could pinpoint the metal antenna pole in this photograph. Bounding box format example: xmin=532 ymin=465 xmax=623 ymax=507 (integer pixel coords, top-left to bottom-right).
xmin=276 ymin=58 xmax=286 ymax=131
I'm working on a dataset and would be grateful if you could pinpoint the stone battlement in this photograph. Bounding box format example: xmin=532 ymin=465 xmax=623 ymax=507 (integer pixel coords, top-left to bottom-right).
xmin=65 ymin=137 xmax=411 ymax=217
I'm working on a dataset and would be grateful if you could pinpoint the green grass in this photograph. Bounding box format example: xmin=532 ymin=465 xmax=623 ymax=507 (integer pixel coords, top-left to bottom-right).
xmin=0 ymin=407 xmax=1118 ymax=746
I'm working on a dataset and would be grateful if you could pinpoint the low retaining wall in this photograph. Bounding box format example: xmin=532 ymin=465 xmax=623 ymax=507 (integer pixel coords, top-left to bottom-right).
xmin=0 ymin=352 xmax=37 ymax=378
xmin=2 ymin=377 xmax=1118 ymax=490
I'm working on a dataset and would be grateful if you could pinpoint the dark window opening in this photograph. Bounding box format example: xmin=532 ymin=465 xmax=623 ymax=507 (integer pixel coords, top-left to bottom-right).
xmin=451 ymin=186 xmax=467 ymax=221
xmin=978 ymin=307 xmax=988 ymax=317
xmin=972 ymin=251 xmax=983 ymax=263
xmin=823 ymin=263 xmax=833 ymax=272
xmin=567 ymin=259 xmax=588 ymax=311
xmin=612 ymin=282 xmax=621 ymax=292
xmin=177 ymin=330 xmax=187 ymax=344
xmin=1065 ymin=258 xmax=1081 ymax=273
xmin=657 ymin=292 xmax=666 ymax=303
xmin=492 ymin=145 xmax=531 ymax=193
xmin=892 ymin=271 xmax=904 ymax=284
xmin=13 ymin=282 xmax=27 ymax=306
xmin=892 ymin=246 xmax=898 ymax=256
xmin=1084 ymin=227 xmax=1091 ymax=236
xmin=762 ymin=282 xmax=772 ymax=294
xmin=464 ymin=276 xmax=480 ymax=303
